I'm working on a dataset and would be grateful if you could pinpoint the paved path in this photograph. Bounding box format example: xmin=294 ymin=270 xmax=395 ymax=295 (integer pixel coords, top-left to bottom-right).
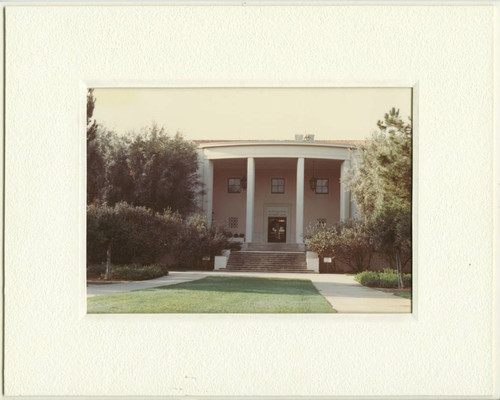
xmin=87 ymin=271 xmax=411 ymax=313
xmin=309 ymin=274 xmax=411 ymax=313
xmin=86 ymin=272 xmax=207 ymax=297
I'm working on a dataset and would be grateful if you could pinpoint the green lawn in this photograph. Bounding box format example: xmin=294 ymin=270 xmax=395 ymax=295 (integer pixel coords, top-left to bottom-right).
xmin=87 ymin=276 xmax=336 ymax=313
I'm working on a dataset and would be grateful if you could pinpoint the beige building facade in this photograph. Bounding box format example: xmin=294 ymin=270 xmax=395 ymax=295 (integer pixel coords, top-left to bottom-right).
xmin=197 ymin=139 xmax=358 ymax=248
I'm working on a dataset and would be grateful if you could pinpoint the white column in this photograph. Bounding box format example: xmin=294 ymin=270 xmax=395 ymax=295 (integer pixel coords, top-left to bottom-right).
xmin=340 ymin=159 xmax=351 ymax=221
xmin=296 ymin=157 xmax=305 ymax=244
xmin=245 ymin=157 xmax=255 ymax=242
xmin=203 ymin=159 xmax=214 ymax=227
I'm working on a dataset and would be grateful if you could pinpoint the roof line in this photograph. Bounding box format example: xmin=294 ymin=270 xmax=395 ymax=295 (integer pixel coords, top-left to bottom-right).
xmin=194 ymin=140 xmax=362 ymax=149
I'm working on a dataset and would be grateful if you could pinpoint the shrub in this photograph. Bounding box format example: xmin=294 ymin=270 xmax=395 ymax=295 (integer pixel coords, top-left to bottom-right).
xmin=171 ymin=215 xmax=238 ymax=269
xmin=304 ymin=224 xmax=336 ymax=259
xmin=305 ymin=219 xmax=374 ymax=272
xmin=355 ymin=268 xmax=411 ymax=288
xmin=87 ymin=202 xmax=182 ymax=266
xmin=87 ymin=263 xmax=169 ymax=281
xmin=331 ymin=219 xmax=374 ymax=272
xmin=87 ymin=263 xmax=106 ymax=279
xmin=355 ymin=270 xmax=380 ymax=287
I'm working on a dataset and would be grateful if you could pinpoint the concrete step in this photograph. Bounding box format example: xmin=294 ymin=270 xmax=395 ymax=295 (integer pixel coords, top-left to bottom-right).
xmin=226 ymin=250 xmax=312 ymax=273
xmin=244 ymin=243 xmax=304 ymax=252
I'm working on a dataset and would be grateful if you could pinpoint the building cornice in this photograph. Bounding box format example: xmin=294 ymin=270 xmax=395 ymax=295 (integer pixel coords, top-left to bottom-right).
xmin=195 ymin=141 xmax=360 ymax=150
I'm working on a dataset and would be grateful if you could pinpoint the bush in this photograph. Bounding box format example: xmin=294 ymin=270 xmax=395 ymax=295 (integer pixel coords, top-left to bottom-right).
xmin=87 ymin=263 xmax=106 ymax=279
xmin=304 ymin=224 xmax=336 ymax=258
xmin=354 ymin=270 xmax=380 ymax=287
xmin=171 ymin=215 xmax=238 ymax=269
xmin=355 ymin=268 xmax=411 ymax=288
xmin=305 ymin=219 xmax=374 ymax=272
xmin=332 ymin=219 xmax=374 ymax=272
xmin=87 ymin=202 xmax=182 ymax=265
xmin=87 ymin=264 xmax=169 ymax=281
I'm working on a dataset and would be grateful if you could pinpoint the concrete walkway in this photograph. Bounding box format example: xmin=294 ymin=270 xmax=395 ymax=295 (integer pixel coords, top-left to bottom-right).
xmin=87 ymin=271 xmax=411 ymax=313
xmin=86 ymin=272 xmax=207 ymax=297
xmin=309 ymin=274 xmax=411 ymax=313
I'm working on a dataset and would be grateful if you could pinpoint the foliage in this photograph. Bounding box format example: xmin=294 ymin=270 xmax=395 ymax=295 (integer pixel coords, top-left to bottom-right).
xmin=126 ymin=125 xmax=201 ymax=214
xmin=86 ymin=88 xmax=98 ymax=143
xmin=346 ymin=107 xmax=412 ymax=287
xmin=171 ymin=215 xmax=238 ymax=269
xmin=371 ymin=201 xmax=411 ymax=267
xmin=305 ymin=219 xmax=374 ymax=272
xmin=88 ymin=203 xmax=236 ymax=273
xmin=88 ymin=125 xmax=200 ymax=214
xmin=87 ymin=89 xmax=105 ymax=204
xmin=101 ymin=132 xmax=135 ymax=206
xmin=86 ymin=202 xmax=131 ymax=266
xmin=87 ymin=263 xmax=169 ymax=281
xmin=86 ymin=91 xmax=201 ymax=214
xmin=87 ymin=130 xmax=106 ymax=204
xmin=331 ymin=219 xmax=374 ymax=272
xmin=87 ymin=202 xmax=182 ymax=268
xmin=304 ymin=223 xmax=337 ymax=259
xmin=354 ymin=269 xmax=412 ymax=288
xmin=86 ymin=92 xmax=235 ymax=275
xmin=347 ymin=108 xmax=411 ymax=219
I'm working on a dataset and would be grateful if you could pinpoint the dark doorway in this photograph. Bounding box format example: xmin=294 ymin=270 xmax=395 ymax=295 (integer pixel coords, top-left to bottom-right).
xmin=268 ymin=217 xmax=287 ymax=243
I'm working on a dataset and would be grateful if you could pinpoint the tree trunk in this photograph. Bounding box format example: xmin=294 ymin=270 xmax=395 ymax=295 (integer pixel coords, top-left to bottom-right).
xmin=106 ymin=242 xmax=112 ymax=280
xmin=367 ymin=251 xmax=373 ymax=270
xmin=396 ymin=252 xmax=404 ymax=288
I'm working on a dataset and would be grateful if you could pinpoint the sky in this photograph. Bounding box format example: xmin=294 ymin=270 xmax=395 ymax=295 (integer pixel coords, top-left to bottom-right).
xmin=92 ymin=87 xmax=412 ymax=141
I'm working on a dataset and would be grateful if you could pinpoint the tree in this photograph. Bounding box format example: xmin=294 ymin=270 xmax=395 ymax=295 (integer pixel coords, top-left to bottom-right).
xmin=101 ymin=132 xmax=134 ymax=205
xmin=86 ymin=100 xmax=202 ymax=215
xmin=87 ymin=88 xmax=99 ymax=143
xmin=370 ymin=202 xmax=411 ymax=287
xmin=87 ymin=88 xmax=107 ymax=204
xmin=346 ymin=108 xmax=411 ymax=287
xmin=87 ymin=126 xmax=110 ymax=204
xmin=126 ymin=124 xmax=201 ymax=214
xmin=87 ymin=203 xmax=131 ymax=279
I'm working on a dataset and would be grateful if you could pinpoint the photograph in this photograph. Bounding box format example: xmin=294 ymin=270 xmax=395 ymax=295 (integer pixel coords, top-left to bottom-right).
xmin=4 ymin=3 xmax=496 ymax=397
xmin=86 ymin=87 xmax=413 ymax=313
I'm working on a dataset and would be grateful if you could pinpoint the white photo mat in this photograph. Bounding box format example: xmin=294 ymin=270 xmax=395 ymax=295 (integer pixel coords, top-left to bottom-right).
xmin=3 ymin=3 xmax=498 ymax=398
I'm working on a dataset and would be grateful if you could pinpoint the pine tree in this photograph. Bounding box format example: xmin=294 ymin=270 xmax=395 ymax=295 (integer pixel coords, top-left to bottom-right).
xmin=346 ymin=108 xmax=412 ymax=287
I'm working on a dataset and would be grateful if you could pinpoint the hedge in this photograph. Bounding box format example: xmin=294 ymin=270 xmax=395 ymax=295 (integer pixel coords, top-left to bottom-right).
xmin=355 ymin=268 xmax=411 ymax=288
xmin=87 ymin=264 xmax=169 ymax=281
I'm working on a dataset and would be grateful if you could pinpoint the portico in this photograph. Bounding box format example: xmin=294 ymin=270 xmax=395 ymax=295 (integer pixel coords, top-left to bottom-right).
xmin=197 ymin=140 xmax=355 ymax=245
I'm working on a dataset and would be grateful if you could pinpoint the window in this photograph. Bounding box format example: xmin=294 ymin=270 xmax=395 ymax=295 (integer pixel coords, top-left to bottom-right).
xmin=315 ymin=178 xmax=329 ymax=194
xmin=271 ymin=178 xmax=285 ymax=194
xmin=228 ymin=217 xmax=238 ymax=229
xmin=228 ymin=178 xmax=241 ymax=193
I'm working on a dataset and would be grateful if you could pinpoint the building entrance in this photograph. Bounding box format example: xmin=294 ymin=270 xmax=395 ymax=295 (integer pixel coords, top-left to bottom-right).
xmin=267 ymin=217 xmax=287 ymax=243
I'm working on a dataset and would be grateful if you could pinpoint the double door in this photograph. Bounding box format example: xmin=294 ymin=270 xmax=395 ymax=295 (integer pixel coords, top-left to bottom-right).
xmin=267 ymin=217 xmax=287 ymax=243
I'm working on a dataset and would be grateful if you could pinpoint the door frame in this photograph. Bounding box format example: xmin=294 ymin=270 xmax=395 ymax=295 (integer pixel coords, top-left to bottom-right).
xmin=263 ymin=204 xmax=291 ymax=243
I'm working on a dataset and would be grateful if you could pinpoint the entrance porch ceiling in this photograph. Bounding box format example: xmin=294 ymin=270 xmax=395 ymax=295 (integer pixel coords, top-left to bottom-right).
xmin=202 ymin=144 xmax=350 ymax=161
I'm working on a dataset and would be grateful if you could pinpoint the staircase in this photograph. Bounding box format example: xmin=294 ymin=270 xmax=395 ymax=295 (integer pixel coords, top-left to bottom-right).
xmin=224 ymin=243 xmax=314 ymax=273
xmin=244 ymin=243 xmax=304 ymax=252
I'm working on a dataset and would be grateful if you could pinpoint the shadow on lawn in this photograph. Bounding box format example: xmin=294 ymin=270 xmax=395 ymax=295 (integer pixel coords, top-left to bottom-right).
xmin=143 ymin=276 xmax=320 ymax=296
